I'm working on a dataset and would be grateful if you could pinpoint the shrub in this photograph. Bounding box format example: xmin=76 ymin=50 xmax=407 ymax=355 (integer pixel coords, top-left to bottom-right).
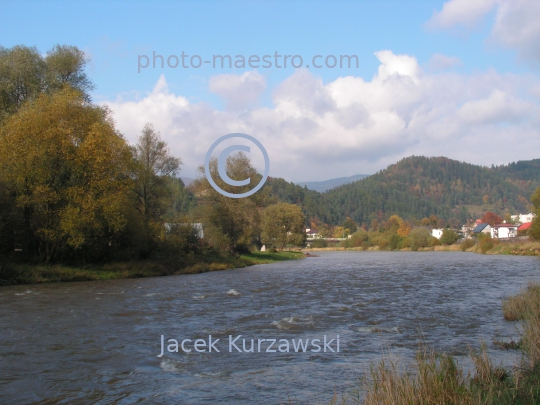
xmin=388 ymin=234 xmax=401 ymax=250
xmin=479 ymin=238 xmax=494 ymax=254
xmin=440 ymin=229 xmax=459 ymax=245
xmin=430 ymin=236 xmax=441 ymax=246
xmin=409 ymin=228 xmax=431 ymax=251
xmin=310 ymin=239 xmax=327 ymax=248
xmin=349 ymin=230 xmax=369 ymax=247
xmin=460 ymin=239 xmax=475 ymax=251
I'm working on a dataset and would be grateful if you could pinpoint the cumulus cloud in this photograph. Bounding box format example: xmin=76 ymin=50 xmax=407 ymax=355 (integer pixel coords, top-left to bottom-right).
xmin=427 ymin=54 xmax=463 ymax=72
xmin=427 ymin=0 xmax=540 ymax=66
xmin=426 ymin=0 xmax=498 ymax=30
xmin=209 ymin=71 xmax=266 ymax=110
xmin=102 ymin=51 xmax=540 ymax=182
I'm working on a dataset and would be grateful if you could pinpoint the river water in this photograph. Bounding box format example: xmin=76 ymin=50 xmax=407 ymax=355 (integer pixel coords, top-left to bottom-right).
xmin=1 ymin=251 xmax=540 ymax=404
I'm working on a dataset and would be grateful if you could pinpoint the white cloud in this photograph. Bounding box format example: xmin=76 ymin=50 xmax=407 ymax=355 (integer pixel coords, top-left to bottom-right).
xmin=427 ymin=0 xmax=540 ymax=66
xmin=427 ymin=54 xmax=463 ymax=72
xmin=209 ymin=71 xmax=266 ymax=110
xmin=426 ymin=0 xmax=498 ymax=30
xmin=102 ymin=51 xmax=540 ymax=182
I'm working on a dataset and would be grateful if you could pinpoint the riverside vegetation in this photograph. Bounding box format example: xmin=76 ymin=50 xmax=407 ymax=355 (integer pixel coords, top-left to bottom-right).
xmin=317 ymin=282 xmax=540 ymax=405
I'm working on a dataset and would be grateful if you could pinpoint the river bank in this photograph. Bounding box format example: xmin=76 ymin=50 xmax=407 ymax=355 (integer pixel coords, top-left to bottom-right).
xmin=304 ymin=239 xmax=540 ymax=256
xmin=0 ymin=251 xmax=304 ymax=286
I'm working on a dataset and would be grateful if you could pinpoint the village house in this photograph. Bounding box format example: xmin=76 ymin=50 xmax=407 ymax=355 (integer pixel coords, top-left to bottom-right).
xmin=471 ymin=223 xmax=491 ymax=236
xmin=510 ymin=213 xmax=536 ymax=224
xmin=305 ymin=229 xmax=321 ymax=239
xmin=490 ymin=223 xmax=518 ymax=239
xmin=431 ymin=229 xmax=444 ymax=239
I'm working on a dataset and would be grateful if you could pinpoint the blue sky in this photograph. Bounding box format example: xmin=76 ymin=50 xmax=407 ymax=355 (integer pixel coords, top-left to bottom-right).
xmin=2 ymin=0 xmax=540 ymax=181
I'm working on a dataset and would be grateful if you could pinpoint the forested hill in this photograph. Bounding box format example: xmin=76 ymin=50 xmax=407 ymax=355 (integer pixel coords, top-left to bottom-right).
xmin=265 ymin=156 xmax=540 ymax=227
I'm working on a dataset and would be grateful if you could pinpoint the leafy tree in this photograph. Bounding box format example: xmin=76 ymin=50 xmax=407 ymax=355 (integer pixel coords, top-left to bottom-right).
xmin=261 ymin=202 xmax=306 ymax=250
xmin=530 ymin=187 xmax=540 ymax=241
xmin=481 ymin=212 xmax=503 ymax=226
xmin=440 ymin=229 xmax=459 ymax=245
xmin=0 ymin=88 xmax=132 ymax=262
xmin=194 ymin=151 xmax=264 ymax=255
xmin=132 ymin=123 xmax=181 ymax=235
xmin=409 ymin=227 xmax=431 ymax=251
xmin=342 ymin=217 xmax=357 ymax=234
xmin=0 ymin=44 xmax=94 ymax=120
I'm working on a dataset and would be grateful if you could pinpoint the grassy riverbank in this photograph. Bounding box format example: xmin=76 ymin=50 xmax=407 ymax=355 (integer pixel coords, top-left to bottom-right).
xmin=0 ymin=251 xmax=304 ymax=286
xmin=305 ymin=240 xmax=540 ymax=256
xmin=325 ymin=282 xmax=540 ymax=405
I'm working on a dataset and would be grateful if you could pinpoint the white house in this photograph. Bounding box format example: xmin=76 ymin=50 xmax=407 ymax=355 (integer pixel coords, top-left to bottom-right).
xmin=490 ymin=224 xmax=518 ymax=239
xmin=432 ymin=229 xmax=444 ymax=239
xmin=305 ymin=229 xmax=321 ymax=239
xmin=510 ymin=213 xmax=536 ymax=224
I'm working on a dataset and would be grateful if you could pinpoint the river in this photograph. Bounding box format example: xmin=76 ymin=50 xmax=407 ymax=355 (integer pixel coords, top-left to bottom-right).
xmin=1 ymin=251 xmax=539 ymax=404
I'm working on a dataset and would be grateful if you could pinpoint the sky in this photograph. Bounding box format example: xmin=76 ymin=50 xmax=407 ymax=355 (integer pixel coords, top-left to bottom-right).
xmin=1 ymin=0 xmax=540 ymax=182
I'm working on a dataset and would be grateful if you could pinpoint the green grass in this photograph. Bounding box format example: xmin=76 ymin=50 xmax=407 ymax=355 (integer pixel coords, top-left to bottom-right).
xmin=0 ymin=250 xmax=304 ymax=286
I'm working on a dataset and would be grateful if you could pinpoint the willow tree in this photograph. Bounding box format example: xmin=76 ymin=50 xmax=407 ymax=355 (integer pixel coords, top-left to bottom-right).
xmin=193 ymin=151 xmax=271 ymax=255
xmin=261 ymin=202 xmax=306 ymax=250
xmin=0 ymin=88 xmax=133 ymax=262
xmin=0 ymin=44 xmax=94 ymax=121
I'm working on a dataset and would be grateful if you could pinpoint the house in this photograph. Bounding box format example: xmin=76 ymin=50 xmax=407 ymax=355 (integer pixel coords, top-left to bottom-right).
xmin=490 ymin=224 xmax=518 ymax=239
xmin=432 ymin=229 xmax=444 ymax=239
xmin=164 ymin=223 xmax=204 ymax=239
xmin=517 ymin=222 xmax=532 ymax=235
xmin=472 ymin=223 xmax=491 ymax=235
xmin=510 ymin=213 xmax=536 ymax=224
xmin=305 ymin=229 xmax=321 ymax=239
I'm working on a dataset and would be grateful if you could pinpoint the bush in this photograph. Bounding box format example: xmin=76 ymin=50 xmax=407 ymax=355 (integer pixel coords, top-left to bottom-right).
xmin=440 ymin=229 xmax=459 ymax=245
xmin=479 ymin=238 xmax=494 ymax=254
xmin=430 ymin=236 xmax=441 ymax=246
xmin=349 ymin=230 xmax=369 ymax=247
xmin=388 ymin=234 xmax=401 ymax=250
xmin=460 ymin=239 xmax=475 ymax=251
xmin=409 ymin=228 xmax=431 ymax=251
xmin=310 ymin=239 xmax=327 ymax=248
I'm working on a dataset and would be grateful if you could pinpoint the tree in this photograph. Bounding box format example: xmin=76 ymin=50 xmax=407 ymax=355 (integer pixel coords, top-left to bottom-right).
xmin=481 ymin=212 xmax=503 ymax=226
xmin=409 ymin=227 xmax=431 ymax=251
xmin=194 ymin=151 xmax=265 ymax=255
xmin=440 ymin=229 xmax=459 ymax=245
xmin=0 ymin=44 xmax=94 ymax=120
xmin=132 ymin=123 xmax=181 ymax=225
xmin=530 ymin=188 xmax=540 ymax=241
xmin=0 ymin=88 xmax=133 ymax=262
xmin=261 ymin=203 xmax=306 ymax=250
xmin=342 ymin=217 xmax=357 ymax=234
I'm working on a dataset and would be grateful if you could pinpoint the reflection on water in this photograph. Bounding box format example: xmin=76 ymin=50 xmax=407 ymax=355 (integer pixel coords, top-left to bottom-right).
xmin=1 ymin=252 xmax=539 ymax=404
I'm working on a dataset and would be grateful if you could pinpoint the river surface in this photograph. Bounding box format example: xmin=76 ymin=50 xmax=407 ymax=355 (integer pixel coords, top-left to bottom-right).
xmin=1 ymin=251 xmax=540 ymax=404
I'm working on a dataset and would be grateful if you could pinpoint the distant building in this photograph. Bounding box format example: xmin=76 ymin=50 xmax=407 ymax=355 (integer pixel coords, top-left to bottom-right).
xmin=306 ymin=229 xmax=321 ymax=239
xmin=517 ymin=222 xmax=532 ymax=235
xmin=472 ymin=223 xmax=491 ymax=235
xmin=491 ymin=224 xmax=517 ymax=239
xmin=511 ymin=213 xmax=536 ymax=224
xmin=432 ymin=229 xmax=444 ymax=239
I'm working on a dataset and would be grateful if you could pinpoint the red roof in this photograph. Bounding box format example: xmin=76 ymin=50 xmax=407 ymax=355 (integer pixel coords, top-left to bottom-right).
xmin=518 ymin=222 xmax=532 ymax=231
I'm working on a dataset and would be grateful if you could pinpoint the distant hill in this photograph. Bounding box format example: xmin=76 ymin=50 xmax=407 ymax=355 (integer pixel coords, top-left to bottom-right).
xmin=181 ymin=177 xmax=195 ymax=187
xmin=264 ymin=156 xmax=540 ymax=227
xmin=322 ymin=156 xmax=539 ymax=225
xmin=295 ymin=174 xmax=370 ymax=192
